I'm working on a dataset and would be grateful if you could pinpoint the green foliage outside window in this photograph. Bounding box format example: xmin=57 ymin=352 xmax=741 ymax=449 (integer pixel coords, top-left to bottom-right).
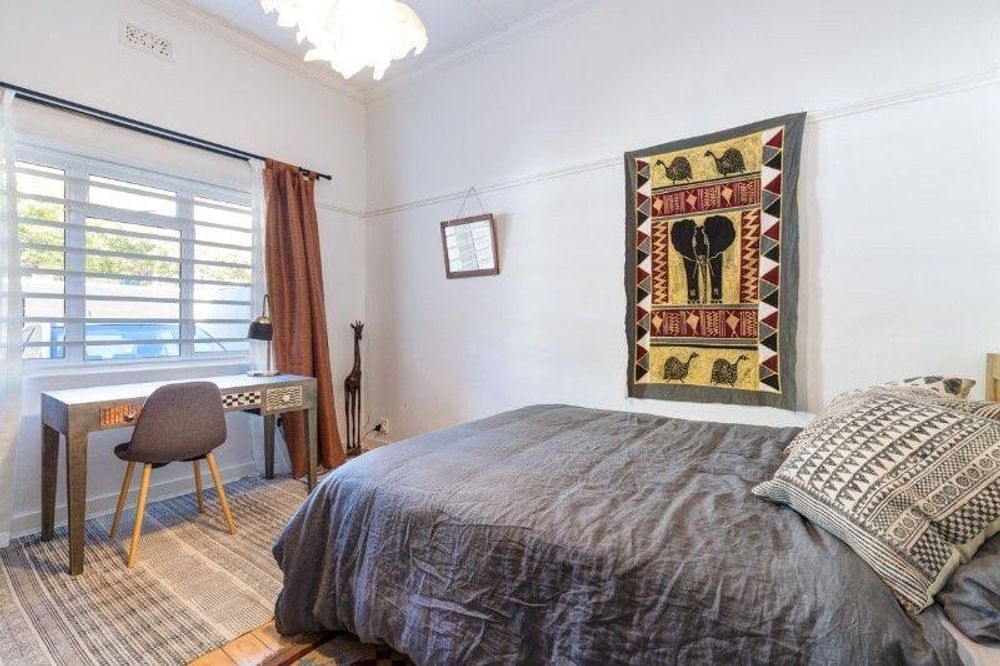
xmin=18 ymin=200 xmax=247 ymax=282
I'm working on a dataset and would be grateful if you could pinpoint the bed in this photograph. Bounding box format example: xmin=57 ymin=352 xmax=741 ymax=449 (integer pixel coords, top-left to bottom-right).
xmin=273 ymin=404 xmax=986 ymax=665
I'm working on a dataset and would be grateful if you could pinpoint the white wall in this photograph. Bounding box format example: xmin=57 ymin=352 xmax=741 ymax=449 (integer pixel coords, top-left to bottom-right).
xmin=0 ymin=0 xmax=366 ymax=537
xmin=365 ymin=0 xmax=1000 ymax=440
xmin=3 ymin=0 xmax=1000 ymax=538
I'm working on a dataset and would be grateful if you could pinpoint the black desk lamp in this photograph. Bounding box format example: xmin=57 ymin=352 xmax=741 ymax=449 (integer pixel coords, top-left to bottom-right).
xmin=247 ymin=294 xmax=277 ymax=377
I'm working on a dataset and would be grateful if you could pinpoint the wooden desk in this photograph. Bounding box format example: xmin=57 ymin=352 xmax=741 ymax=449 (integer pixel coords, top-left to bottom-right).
xmin=40 ymin=373 xmax=318 ymax=575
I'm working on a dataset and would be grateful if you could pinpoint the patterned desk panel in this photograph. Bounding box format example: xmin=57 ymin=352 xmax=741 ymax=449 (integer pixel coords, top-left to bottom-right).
xmin=96 ymin=386 xmax=304 ymax=429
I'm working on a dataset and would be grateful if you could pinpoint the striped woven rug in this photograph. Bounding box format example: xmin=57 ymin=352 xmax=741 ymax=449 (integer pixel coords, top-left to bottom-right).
xmin=0 ymin=476 xmax=327 ymax=665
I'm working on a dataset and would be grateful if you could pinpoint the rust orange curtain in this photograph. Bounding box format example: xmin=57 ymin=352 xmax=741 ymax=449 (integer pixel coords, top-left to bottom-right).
xmin=263 ymin=159 xmax=343 ymax=475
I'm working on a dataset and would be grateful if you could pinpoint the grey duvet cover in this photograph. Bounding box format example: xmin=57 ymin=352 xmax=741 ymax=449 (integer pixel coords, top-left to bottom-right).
xmin=273 ymin=405 xmax=960 ymax=665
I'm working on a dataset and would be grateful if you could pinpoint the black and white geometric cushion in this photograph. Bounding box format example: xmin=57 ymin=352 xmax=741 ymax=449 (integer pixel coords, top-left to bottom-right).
xmin=754 ymin=385 xmax=1000 ymax=615
xmin=954 ymin=401 xmax=1000 ymax=421
xmin=885 ymin=375 xmax=976 ymax=399
xmin=900 ymin=387 xmax=1000 ymax=422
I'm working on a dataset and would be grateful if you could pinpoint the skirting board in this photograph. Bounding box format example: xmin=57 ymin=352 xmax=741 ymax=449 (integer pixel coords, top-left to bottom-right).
xmin=5 ymin=460 xmax=264 ymax=545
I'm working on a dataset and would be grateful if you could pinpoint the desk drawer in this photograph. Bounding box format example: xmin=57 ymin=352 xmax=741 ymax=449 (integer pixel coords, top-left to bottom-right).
xmin=266 ymin=385 xmax=303 ymax=412
xmin=221 ymin=391 xmax=262 ymax=409
xmin=99 ymin=403 xmax=143 ymax=429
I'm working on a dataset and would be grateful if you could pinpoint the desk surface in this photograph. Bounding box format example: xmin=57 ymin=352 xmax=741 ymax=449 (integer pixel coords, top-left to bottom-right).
xmin=43 ymin=373 xmax=314 ymax=407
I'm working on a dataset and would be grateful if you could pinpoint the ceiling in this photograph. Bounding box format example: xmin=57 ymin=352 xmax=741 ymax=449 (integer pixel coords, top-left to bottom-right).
xmin=176 ymin=0 xmax=570 ymax=98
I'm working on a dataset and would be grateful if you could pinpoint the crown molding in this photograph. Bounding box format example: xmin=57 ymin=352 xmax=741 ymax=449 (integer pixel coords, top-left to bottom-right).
xmin=138 ymin=0 xmax=602 ymax=105
xmin=465 ymin=0 xmax=506 ymax=31
xmin=361 ymin=0 xmax=602 ymax=104
xmin=138 ymin=0 xmax=366 ymax=102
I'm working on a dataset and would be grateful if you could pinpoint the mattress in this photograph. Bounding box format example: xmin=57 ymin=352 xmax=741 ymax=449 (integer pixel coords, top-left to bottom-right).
xmin=273 ymin=404 xmax=973 ymax=665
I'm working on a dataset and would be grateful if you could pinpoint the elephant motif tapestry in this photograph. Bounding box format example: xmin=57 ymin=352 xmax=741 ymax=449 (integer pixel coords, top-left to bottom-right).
xmin=625 ymin=113 xmax=806 ymax=409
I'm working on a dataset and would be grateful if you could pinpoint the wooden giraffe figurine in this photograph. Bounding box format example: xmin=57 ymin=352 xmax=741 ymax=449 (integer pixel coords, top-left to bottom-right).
xmin=344 ymin=321 xmax=363 ymax=454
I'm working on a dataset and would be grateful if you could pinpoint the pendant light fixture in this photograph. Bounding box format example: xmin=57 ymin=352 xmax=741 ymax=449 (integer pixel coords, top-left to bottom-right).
xmin=261 ymin=0 xmax=428 ymax=81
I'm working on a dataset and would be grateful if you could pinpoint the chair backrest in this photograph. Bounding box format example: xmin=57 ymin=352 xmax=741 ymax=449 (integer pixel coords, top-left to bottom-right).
xmin=126 ymin=382 xmax=227 ymax=464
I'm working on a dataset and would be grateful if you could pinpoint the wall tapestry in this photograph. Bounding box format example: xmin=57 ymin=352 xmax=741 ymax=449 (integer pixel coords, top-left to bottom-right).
xmin=625 ymin=113 xmax=805 ymax=409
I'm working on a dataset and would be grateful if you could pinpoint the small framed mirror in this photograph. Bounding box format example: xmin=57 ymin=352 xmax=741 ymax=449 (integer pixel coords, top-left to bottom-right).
xmin=440 ymin=213 xmax=500 ymax=279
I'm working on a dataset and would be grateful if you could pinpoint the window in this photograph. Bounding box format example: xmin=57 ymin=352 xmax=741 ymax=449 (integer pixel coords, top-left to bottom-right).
xmin=16 ymin=146 xmax=255 ymax=366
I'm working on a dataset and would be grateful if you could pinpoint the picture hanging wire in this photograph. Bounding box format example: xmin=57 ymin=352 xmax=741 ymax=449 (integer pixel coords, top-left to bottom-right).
xmin=454 ymin=185 xmax=487 ymax=218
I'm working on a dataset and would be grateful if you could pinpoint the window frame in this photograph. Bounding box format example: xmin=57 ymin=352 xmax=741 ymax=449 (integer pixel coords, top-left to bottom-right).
xmin=15 ymin=143 xmax=257 ymax=372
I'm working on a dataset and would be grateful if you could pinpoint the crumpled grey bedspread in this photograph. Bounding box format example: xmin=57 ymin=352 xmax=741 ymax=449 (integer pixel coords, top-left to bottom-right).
xmin=273 ymin=405 xmax=960 ymax=665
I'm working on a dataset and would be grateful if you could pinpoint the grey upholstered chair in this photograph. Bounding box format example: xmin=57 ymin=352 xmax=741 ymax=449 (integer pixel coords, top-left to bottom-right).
xmin=109 ymin=381 xmax=237 ymax=567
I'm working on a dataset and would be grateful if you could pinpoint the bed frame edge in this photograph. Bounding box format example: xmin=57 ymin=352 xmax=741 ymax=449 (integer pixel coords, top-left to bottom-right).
xmin=988 ymin=353 xmax=1000 ymax=402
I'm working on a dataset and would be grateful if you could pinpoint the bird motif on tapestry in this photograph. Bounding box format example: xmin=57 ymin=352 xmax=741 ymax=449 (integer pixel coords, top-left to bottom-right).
xmin=705 ymin=147 xmax=746 ymax=176
xmin=655 ymin=156 xmax=693 ymax=184
xmin=663 ymin=352 xmax=698 ymax=382
xmin=710 ymin=355 xmax=749 ymax=387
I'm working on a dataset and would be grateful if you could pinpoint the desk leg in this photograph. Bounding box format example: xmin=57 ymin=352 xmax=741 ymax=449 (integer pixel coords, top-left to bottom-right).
xmin=41 ymin=424 xmax=59 ymax=541
xmin=305 ymin=407 xmax=318 ymax=491
xmin=65 ymin=428 xmax=87 ymax=575
xmin=263 ymin=414 xmax=275 ymax=480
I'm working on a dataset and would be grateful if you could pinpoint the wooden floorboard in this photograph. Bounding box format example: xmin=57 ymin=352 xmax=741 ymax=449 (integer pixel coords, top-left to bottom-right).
xmin=188 ymin=619 xmax=329 ymax=666
xmin=188 ymin=647 xmax=238 ymax=666
xmin=251 ymin=621 xmax=287 ymax=652
xmin=223 ymin=633 xmax=274 ymax=666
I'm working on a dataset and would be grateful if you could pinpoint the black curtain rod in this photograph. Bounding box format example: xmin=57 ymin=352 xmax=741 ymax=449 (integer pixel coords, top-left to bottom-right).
xmin=0 ymin=82 xmax=333 ymax=181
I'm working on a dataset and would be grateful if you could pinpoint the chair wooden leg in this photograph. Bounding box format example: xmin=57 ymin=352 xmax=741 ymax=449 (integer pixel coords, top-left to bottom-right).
xmin=109 ymin=462 xmax=135 ymax=538
xmin=205 ymin=452 xmax=236 ymax=535
xmin=127 ymin=464 xmax=153 ymax=568
xmin=193 ymin=460 xmax=204 ymax=513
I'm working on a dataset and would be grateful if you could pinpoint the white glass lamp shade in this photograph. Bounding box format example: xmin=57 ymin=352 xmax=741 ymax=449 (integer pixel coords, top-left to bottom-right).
xmin=261 ymin=0 xmax=428 ymax=80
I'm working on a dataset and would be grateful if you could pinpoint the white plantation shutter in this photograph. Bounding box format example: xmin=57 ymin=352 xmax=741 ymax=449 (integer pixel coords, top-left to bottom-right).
xmin=15 ymin=144 xmax=256 ymax=366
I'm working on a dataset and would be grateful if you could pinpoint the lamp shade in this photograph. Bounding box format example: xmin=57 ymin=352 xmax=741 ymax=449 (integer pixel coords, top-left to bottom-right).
xmin=247 ymin=317 xmax=273 ymax=341
xmin=248 ymin=294 xmax=274 ymax=341
xmin=247 ymin=294 xmax=278 ymax=377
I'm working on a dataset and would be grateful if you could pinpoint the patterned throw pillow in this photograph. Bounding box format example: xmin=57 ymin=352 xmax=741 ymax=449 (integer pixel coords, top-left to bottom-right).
xmin=754 ymin=386 xmax=1000 ymax=615
xmin=886 ymin=376 xmax=976 ymax=399
xmin=952 ymin=401 xmax=1000 ymax=421
xmin=906 ymin=388 xmax=1000 ymax=421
